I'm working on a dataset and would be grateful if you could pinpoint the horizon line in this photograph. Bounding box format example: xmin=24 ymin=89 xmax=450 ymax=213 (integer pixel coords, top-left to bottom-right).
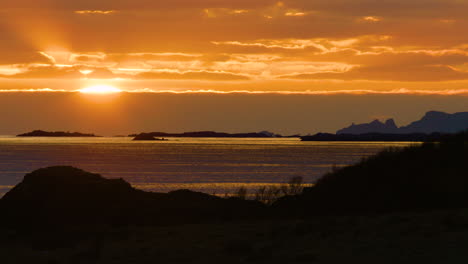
xmin=0 ymin=88 xmax=467 ymax=96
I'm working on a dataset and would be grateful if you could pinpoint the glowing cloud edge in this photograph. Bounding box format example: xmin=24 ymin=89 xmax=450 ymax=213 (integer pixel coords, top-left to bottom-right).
xmin=0 ymin=88 xmax=467 ymax=96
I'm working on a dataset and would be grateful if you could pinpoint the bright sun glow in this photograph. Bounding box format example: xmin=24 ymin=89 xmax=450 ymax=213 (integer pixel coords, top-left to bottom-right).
xmin=78 ymin=85 xmax=122 ymax=94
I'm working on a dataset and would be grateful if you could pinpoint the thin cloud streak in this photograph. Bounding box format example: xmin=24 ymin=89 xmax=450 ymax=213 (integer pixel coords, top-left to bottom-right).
xmin=128 ymin=88 xmax=468 ymax=96
xmin=0 ymin=88 xmax=68 ymax=92
xmin=1 ymin=88 xmax=467 ymax=96
xmin=74 ymin=10 xmax=117 ymax=15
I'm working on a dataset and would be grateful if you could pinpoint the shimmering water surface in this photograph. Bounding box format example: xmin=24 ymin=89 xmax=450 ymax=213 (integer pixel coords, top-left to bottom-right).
xmin=0 ymin=136 xmax=417 ymax=196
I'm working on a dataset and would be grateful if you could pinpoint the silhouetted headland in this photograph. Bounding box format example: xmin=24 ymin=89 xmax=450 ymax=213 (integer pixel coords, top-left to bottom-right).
xmin=132 ymin=133 xmax=169 ymax=141
xmin=17 ymin=130 xmax=99 ymax=137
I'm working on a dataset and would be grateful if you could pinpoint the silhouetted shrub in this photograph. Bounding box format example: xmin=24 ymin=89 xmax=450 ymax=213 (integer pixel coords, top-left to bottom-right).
xmin=281 ymin=176 xmax=304 ymax=196
xmin=255 ymin=185 xmax=282 ymax=205
xmin=235 ymin=187 xmax=248 ymax=200
xmin=253 ymin=176 xmax=305 ymax=205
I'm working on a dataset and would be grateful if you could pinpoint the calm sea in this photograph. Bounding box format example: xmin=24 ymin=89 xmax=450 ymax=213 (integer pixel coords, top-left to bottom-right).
xmin=0 ymin=137 xmax=417 ymax=197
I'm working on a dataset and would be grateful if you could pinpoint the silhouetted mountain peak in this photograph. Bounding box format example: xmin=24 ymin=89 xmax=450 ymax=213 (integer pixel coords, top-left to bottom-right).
xmin=384 ymin=119 xmax=397 ymax=128
xmin=337 ymin=117 xmax=399 ymax=134
xmin=422 ymin=111 xmax=449 ymax=120
xmin=400 ymin=111 xmax=468 ymax=134
xmin=337 ymin=111 xmax=468 ymax=135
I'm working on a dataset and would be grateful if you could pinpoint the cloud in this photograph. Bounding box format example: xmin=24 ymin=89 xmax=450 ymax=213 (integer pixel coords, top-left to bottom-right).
xmin=287 ymin=0 xmax=468 ymax=19
xmin=359 ymin=16 xmax=382 ymax=23
xmin=135 ymin=70 xmax=250 ymax=81
xmin=284 ymin=10 xmax=309 ymax=17
xmin=1 ymin=88 xmax=467 ymax=96
xmin=1 ymin=0 xmax=468 ymax=89
xmin=85 ymin=67 xmax=120 ymax=78
xmin=0 ymin=51 xmax=52 ymax=65
xmin=280 ymin=65 xmax=468 ymax=82
xmin=212 ymin=39 xmax=328 ymax=52
xmin=212 ymin=35 xmax=389 ymax=53
xmin=0 ymin=88 xmax=67 ymax=92
xmin=203 ymin=8 xmax=251 ymax=18
xmin=69 ymin=53 xmax=107 ymax=63
xmin=2 ymin=0 xmax=276 ymax=10
xmin=74 ymin=10 xmax=116 ymax=15
xmin=0 ymin=65 xmax=122 ymax=79
xmin=0 ymin=66 xmax=83 ymax=79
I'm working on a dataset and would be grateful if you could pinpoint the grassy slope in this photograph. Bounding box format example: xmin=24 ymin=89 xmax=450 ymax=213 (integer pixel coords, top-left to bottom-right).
xmin=2 ymin=208 xmax=468 ymax=263
xmin=276 ymin=132 xmax=468 ymax=213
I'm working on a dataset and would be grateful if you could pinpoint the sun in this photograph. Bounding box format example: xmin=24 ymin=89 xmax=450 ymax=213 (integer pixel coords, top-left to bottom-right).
xmin=78 ymin=85 xmax=122 ymax=94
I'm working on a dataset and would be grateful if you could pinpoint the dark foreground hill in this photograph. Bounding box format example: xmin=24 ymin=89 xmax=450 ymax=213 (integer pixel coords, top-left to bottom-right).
xmin=0 ymin=167 xmax=264 ymax=227
xmin=277 ymin=131 xmax=468 ymax=214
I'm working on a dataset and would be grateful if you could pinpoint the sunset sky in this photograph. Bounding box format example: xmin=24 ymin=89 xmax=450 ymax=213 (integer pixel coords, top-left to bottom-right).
xmin=0 ymin=0 xmax=467 ymax=135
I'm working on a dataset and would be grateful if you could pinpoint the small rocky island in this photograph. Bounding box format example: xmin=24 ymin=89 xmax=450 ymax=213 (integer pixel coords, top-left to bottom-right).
xmin=17 ymin=130 xmax=99 ymax=137
xmin=132 ymin=133 xmax=168 ymax=141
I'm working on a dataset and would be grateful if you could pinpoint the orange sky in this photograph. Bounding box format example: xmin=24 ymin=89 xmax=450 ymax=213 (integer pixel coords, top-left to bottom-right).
xmin=0 ymin=0 xmax=466 ymax=134
xmin=0 ymin=93 xmax=466 ymax=135
xmin=1 ymin=0 xmax=468 ymax=94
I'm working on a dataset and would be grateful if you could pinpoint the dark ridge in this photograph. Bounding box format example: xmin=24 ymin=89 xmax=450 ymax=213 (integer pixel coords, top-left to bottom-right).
xmin=17 ymin=130 xmax=99 ymax=137
xmin=276 ymin=131 xmax=468 ymax=214
xmin=128 ymin=131 xmax=284 ymax=138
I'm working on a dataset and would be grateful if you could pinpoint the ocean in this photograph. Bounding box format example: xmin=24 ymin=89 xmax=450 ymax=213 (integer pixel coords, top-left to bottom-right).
xmin=0 ymin=136 xmax=416 ymax=197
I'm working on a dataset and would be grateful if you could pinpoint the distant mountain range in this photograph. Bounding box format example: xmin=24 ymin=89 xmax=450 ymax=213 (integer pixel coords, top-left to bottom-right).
xmin=301 ymin=132 xmax=444 ymax=142
xmin=337 ymin=111 xmax=468 ymax=135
